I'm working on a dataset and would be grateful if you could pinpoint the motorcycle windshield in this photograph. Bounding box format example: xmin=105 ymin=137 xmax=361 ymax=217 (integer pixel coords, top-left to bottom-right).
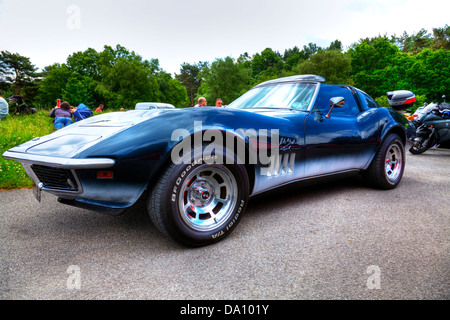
xmin=418 ymin=104 xmax=438 ymax=121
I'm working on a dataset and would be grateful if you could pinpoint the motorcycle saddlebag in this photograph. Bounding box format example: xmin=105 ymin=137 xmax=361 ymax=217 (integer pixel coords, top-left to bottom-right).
xmin=386 ymin=90 xmax=416 ymax=111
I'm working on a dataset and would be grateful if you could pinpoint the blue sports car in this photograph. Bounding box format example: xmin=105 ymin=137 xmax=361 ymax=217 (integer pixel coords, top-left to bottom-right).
xmin=3 ymin=75 xmax=411 ymax=247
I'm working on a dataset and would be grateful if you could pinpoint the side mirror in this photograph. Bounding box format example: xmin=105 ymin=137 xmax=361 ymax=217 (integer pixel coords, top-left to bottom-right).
xmin=326 ymin=97 xmax=345 ymax=118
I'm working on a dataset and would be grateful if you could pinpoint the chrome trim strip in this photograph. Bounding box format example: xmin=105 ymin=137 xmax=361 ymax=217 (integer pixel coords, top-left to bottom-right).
xmin=250 ymin=169 xmax=361 ymax=197
xmin=307 ymin=82 xmax=322 ymax=112
xmin=2 ymin=151 xmax=115 ymax=169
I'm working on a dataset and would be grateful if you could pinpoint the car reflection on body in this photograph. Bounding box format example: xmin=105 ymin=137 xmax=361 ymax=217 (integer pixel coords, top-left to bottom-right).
xmin=3 ymin=75 xmax=411 ymax=247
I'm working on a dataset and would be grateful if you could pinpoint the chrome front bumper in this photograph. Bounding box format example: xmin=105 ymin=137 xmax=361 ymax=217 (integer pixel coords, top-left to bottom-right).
xmin=2 ymin=151 xmax=116 ymax=169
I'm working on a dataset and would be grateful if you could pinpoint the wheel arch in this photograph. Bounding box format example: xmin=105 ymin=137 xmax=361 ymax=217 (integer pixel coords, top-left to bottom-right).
xmin=363 ymin=128 xmax=406 ymax=189
xmin=381 ymin=124 xmax=407 ymax=147
xmin=363 ymin=124 xmax=406 ymax=171
xmin=145 ymin=129 xmax=256 ymax=198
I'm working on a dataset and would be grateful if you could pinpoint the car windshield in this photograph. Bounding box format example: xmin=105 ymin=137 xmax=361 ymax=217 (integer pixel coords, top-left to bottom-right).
xmin=228 ymin=83 xmax=317 ymax=110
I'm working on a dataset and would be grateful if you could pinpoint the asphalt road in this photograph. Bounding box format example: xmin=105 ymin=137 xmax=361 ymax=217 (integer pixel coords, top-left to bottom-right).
xmin=0 ymin=145 xmax=449 ymax=300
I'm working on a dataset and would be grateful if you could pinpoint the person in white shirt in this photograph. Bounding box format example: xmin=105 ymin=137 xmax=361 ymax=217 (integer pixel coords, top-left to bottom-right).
xmin=194 ymin=97 xmax=207 ymax=107
xmin=0 ymin=91 xmax=9 ymax=120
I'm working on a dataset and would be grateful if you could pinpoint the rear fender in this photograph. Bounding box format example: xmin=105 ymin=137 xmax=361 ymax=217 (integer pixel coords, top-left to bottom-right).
xmin=363 ymin=110 xmax=407 ymax=170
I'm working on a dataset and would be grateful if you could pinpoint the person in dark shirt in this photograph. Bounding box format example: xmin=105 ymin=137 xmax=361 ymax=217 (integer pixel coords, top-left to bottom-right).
xmin=50 ymin=101 xmax=73 ymax=130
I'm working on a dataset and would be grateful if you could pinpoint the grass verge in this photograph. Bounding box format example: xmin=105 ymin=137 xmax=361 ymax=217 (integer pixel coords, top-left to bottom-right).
xmin=0 ymin=110 xmax=55 ymax=190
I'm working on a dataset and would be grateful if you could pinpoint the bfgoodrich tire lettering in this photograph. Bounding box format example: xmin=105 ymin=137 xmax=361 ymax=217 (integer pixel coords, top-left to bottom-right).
xmin=148 ymin=145 xmax=249 ymax=247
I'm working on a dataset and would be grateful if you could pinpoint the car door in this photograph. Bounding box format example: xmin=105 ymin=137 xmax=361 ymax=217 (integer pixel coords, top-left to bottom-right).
xmin=304 ymin=84 xmax=379 ymax=177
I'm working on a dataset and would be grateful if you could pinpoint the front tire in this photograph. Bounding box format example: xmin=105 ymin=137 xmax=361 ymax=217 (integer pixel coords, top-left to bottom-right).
xmin=364 ymin=134 xmax=405 ymax=190
xmin=148 ymin=146 xmax=249 ymax=247
xmin=409 ymin=135 xmax=436 ymax=154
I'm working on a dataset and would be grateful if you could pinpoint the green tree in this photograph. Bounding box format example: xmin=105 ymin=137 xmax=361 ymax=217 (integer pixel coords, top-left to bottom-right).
xmin=282 ymin=46 xmax=307 ymax=71
xmin=92 ymin=45 xmax=166 ymax=109
xmin=0 ymin=51 xmax=38 ymax=96
xmin=349 ymin=37 xmax=400 ymax=97
xmin=392 ymin=29 xmax=432 ymax=54
xmin=175 ymin=62 xmax=207 ymax=107
xmin=251 ymin=48 xmax=284 ymax=80
xmin=431 ymin=25 xmax=450 ymax=50
xmin=157 ymin=71 xmax=189 ymax=108
xmin=66 ymin=48 xmax=101 ymax=80
xmin=38 ymin=64 xmax=74 ymax=108
xmin=403 ymin=48 xmax=450 ymax=100
xmin=295 ymin=50 xmax=352 ymax=85
xmin=39 ymin=44 xmax=185 ymax=110
xmin=327 ymin=40 xmax=343 ymax=51
xmin=100 ymin=56 xmax=160 ymax=109
xmin=198 ymin=57 xmax=252 ymax=104
xmin=62 ymin=75 xmax=95 ymax=107
xmin=301 ymin=43 xmax=322 ymax=59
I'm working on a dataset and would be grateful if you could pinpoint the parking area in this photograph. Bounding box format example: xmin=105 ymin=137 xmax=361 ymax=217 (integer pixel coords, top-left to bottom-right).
xmin=0 ymin=145 xmax=448 ymax=300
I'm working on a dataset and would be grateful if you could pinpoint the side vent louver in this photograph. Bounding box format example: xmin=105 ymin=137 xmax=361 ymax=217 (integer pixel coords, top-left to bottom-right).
xmin=263 ymin=153 xmax=296 ymax=177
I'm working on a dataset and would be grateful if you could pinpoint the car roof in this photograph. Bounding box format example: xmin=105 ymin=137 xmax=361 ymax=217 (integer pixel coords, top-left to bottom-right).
xmin=255 ymin=74 xmax=326 ymax=87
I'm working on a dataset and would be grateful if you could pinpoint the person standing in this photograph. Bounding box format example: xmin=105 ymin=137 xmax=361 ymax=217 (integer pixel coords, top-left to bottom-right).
xmin=0 ymin=90 xmax=9 ymax=120
xmin=194 ymin=97 xmax=207 ymax=107
xmin=96 ymin=104 xmax=104 ymax=113
xmin=215 ymin=99 xmax=223 ymax=107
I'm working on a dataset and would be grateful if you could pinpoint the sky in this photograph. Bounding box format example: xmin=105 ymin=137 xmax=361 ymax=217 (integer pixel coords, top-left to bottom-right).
xmin=0 ymin=0 xmax=449 ymax=75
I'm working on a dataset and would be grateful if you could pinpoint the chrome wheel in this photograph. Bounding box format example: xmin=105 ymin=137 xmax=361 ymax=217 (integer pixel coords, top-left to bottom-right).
xmin=364 ymin=134 xmax=405 ymax=190
xmin=178 ymin=165 xmax=237 ymax=232
xmin=148 ymin=145 xmax=249 ymax=247
xmin=385 ymin=143 xmax=403 ymax=182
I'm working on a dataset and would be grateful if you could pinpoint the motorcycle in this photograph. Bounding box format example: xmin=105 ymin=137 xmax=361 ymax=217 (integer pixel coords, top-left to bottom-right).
xmin=408 ymin=95 xmax=450 ymax=154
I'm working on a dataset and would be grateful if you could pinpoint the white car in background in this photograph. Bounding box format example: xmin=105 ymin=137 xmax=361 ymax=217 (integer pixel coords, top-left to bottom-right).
xmin=135 ymin=102 xmax=176 ymax=110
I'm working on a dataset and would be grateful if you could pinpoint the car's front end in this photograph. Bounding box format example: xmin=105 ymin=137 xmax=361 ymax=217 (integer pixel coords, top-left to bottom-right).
xmin=3 ymin=110 xmax=177 ymax=214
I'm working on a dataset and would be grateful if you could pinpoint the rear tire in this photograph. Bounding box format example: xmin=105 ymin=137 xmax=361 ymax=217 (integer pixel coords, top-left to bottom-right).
xmin=148 ymin=145 xmax=249 ymax=247
xmin=364 ymin=134 xmax=405 ymax=190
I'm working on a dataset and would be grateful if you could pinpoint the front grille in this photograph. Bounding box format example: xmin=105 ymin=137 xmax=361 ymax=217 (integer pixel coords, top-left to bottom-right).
xmin=31 ymin=165 xmax=79 ymax=191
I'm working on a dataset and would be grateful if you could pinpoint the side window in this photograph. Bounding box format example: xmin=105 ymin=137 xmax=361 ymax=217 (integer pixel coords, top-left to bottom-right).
xmin=358 ymin=91 xmax=379 ymax=109
xmin=314 ymin=85 xmax=360 ymax=116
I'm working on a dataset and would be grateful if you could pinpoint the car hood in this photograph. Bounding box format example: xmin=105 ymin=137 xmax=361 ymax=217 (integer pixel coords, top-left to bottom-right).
xmin=8 ymin=110 xmax=179 ymax=158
